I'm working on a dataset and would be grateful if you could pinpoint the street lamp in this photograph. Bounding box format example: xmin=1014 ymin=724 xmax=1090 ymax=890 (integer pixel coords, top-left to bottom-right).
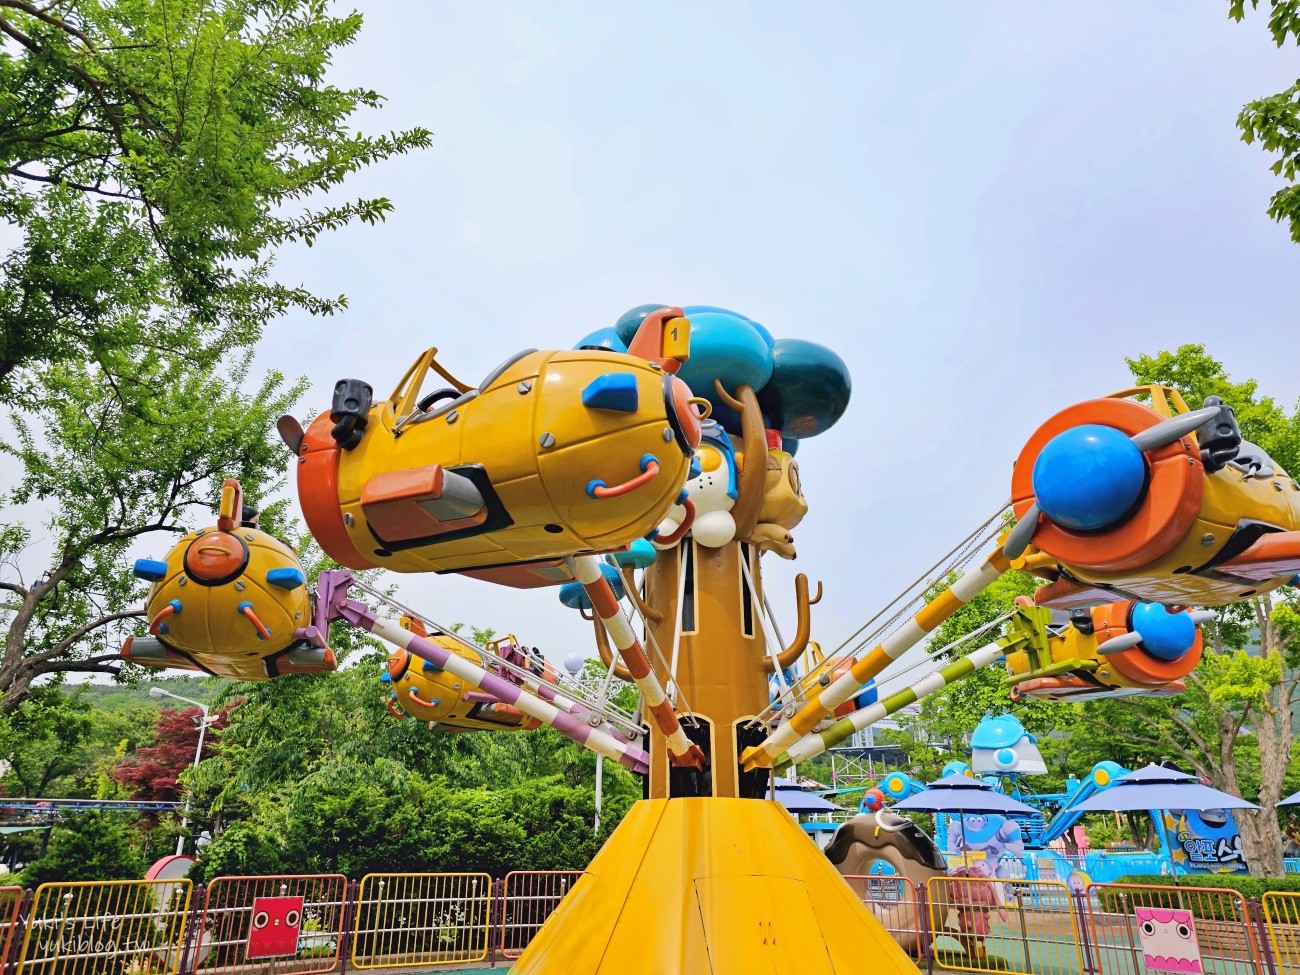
xmin=149 ymin=687 xmax=216 ymax=856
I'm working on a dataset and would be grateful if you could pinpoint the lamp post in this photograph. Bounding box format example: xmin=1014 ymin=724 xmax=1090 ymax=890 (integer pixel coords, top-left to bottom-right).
xmin=149 ymin=687 xmax=215 ymax=857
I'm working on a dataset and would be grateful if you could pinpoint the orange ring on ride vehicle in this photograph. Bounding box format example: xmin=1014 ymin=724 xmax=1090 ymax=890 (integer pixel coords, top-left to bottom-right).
xmin=1090 ymin=602 xmax=1205 ymax=687
xmin=297 ymin=412 xmax=378 ymax=571
xmin=1011 ymin=399 xmax=1204 ymax=573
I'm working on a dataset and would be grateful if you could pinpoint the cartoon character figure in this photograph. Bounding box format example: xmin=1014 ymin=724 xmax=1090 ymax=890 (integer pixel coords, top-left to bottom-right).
xmin=970 ymin=714 xmax=1047 ymax=775
xmin=247 ymin=896 xmax=305 ymax=959
xmin=653 ymin=420 xmax=738 ymax=549
xmin=1135 ymin=907 xmax=1202 ymax=974
xmin=947 ymin=813 xmax=1026 ymax=880
xmin=946 ymin=865 xmax=1001 ymax=959
xmin=747 ymin=430 xmax=809 ymax=559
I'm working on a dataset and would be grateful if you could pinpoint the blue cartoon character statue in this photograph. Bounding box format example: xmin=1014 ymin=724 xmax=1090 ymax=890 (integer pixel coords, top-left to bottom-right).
xmin=948 ymin=813 xmax=1027 ymax=867
xmin=653 ymin=419 xmax=739 ymax=549
xmin=969 ymin=714 xmax=1047 ymax=775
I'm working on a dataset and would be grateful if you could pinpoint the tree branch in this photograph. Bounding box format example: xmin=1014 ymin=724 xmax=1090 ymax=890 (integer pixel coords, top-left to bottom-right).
xmin=6 ymin=166 xmax=139 ymax=200
xmin=36 ymin=609 xmax=143 ymax=665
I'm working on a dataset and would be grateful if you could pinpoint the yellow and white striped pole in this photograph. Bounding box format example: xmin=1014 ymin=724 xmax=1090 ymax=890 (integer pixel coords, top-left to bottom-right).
xmin=773 ymin=639 xmax=1009 ymax=772
xmin=573 ymin=555 xmax=706 ymax=770
xmin=741 ymin=547 xmax=1011 ymax=770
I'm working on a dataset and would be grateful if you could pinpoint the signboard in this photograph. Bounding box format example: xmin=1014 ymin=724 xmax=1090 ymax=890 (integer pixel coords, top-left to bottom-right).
xmin=1135 ymin=906 xmax=1202 ymax=975
xmin=247 ymin=895 xmax=304 ymax=959
xmin=1163 ymin=810 xmax=1247 ymax=873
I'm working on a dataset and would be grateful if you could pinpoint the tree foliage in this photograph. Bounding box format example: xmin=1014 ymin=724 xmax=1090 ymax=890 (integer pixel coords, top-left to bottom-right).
xmin=0 ymin=0 xmax=428 ymax=708
xmin=1229 ymin=1 xmax=1300 ymax=241
xmin=184 ymin=646 xmax=640 ymax=878
xmin=0 ymin=0 xmax=432 ymax=388
xmin=20 ymin=810 xmax=146 ymax=885
xmin=0 ymin=686 xmax=155 ymax=797
xmin=0 ymin=355 xmax=304 ymax=704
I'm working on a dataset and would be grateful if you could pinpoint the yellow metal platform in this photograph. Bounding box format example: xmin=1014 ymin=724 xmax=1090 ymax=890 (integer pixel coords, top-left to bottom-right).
xmin=510 ymin=796 xmax=921 ymax=974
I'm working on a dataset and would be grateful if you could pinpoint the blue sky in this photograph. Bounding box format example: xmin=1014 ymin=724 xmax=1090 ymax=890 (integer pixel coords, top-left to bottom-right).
xmin=245 ymin=3 xmax=1299 ymax=683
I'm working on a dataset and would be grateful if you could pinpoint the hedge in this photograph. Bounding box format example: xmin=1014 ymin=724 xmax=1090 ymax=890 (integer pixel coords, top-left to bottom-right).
xmin=1110 ymin=874 xmax=1300 ymax=899
xmin=1095 ymin=874 xmax=1300 ymax=920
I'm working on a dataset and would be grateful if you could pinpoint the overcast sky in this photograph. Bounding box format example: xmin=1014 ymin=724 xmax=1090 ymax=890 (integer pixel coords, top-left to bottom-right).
xmin=52 ymin=4 xmax=1300 ymax=692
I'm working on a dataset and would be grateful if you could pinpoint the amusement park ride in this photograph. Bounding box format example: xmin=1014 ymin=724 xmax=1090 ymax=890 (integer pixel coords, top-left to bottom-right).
xmin=120 ymin=304 xmax=1300 ymax=973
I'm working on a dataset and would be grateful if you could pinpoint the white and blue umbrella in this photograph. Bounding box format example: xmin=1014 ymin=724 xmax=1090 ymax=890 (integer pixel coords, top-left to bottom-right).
xmin=1066 ymin=764 xmax=1258 ymax=815
xmin=892 ymin=774 xmax=1038 ymax=865
xmin=774 ymin=778 xmax=842 ymax=815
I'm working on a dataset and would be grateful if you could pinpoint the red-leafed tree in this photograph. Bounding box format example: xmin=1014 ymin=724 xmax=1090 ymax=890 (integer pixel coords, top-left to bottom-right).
xmin=114 ymin=706 xmax=229 ymax=805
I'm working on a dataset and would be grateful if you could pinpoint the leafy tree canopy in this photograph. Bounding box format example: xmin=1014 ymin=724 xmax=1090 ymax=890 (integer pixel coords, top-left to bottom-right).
xmin=1229 ymin=0 xmax=1300 ymax=241
xmin=0 ymin=0 xmax=432 ymax=391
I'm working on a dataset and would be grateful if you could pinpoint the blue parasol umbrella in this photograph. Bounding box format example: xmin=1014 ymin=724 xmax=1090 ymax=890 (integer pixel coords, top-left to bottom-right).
xmin=892 ymin=774 xmax=1038 ymax=866
xmin=1280 ymin=790 xmax=1300 ymax=808
xmin=1066 ymin=764 xmax=1258 ymax=814
xmin=774 ymin=778 xmax=842 ymax=815
xmin=1065 ymin=764 xmax=1258 ymax=875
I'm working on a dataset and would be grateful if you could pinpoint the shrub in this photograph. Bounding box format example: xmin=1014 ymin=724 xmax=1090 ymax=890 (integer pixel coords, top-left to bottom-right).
xmin=1110 ymin=874 xmax=1300 ymax=898
xmin=1095 ymin=874 xmax=1300 ymax=919
xmin=21 ymin=811 xmax=146 ymax=886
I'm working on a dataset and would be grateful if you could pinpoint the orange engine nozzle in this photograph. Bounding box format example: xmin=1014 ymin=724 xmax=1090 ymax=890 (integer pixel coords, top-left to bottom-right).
xmin=183 ymin=531 xmax=249 ymax=584
xmin=1011 ymin=398 xmax=1204 ymax=573
xmin=387 ymin=649 xmax=411 ymax=681
xmin=665 ymin=374 xmax=702 ymax=453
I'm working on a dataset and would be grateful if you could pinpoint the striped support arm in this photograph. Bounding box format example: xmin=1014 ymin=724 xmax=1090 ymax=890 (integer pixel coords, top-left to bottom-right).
xmin=773 ymin=640 xmax=1009 ymax=772
xmin=573 ymin=555 xmax=706 ymax=770
xmin=367 ymin=613 xmax=651 ymax=775
xmin=741 ymin=548 xmax=1011 ymax=770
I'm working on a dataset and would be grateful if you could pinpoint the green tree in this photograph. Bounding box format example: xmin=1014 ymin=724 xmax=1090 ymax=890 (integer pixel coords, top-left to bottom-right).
xmin=0 ymin=0 xmax=429 ymax=706
xmin=21 ymin=810 xmax=146 ymax=885
xmin=0 ymin=687 xmax=96 ymax=795
xmin=1229 ymin=1 xmax=1300 ymax=241
xmin=0 ymin=0 xmax=431 ymax=389
xmin=0 ymin=355 xmax=304 ymax=705
xmin=1118 ymin=346 xmax=1300 ymax=876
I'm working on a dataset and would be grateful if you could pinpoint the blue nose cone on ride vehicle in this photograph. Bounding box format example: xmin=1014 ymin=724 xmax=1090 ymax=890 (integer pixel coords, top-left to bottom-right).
xmin=1130 ymin=603 xmax=1197 ymax=661
xmin=1032 ymin=424 xmax=1146 ymax=531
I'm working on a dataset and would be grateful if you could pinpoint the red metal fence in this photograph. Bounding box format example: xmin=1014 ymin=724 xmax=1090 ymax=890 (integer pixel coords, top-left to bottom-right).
xmin=0 ymin=872 xmax=1291 ymax=974
xmin=197 ymin=874 xmax=349 ymax=975
xmin=496 ymin=870 xmax=584 ymax=961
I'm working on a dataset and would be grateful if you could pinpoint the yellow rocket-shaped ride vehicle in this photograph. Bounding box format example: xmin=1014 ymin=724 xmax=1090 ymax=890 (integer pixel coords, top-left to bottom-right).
xmin=1007 ymin=386 xmax=1300 ymax=607
xmin=120 ymin=479 xmax=336 ymax=681
xmin=278 ymin=308 xmax=703 ymax=589
xmin=383 ymin=617 xmax=561 ymax=732
xmin=1003 ymin=597 xmax=1212 ymax=701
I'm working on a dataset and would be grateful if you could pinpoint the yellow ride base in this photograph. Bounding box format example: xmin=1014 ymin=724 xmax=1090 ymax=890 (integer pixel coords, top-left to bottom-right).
xmin=510 ymin=796 xmax=921 ymax=974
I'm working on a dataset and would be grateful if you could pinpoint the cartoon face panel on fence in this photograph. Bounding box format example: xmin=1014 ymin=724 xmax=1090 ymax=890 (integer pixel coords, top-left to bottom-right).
xmin=1135 ymin=906 xmax=1202 ymax=975
xmin=247 ymin=895 xmax=305 ymax=959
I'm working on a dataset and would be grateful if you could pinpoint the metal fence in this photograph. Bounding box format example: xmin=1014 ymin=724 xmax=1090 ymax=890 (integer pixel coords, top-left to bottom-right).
xmin=349 ymin=872 xmax=492 ymax=970
xmin=1082 ymin=882 xmax=1262 ymax=975
xmin=496 ymin=870 xmax=583 ymax=961
xmin=0 ymin=871 xmax=1296 ymax=974
xmin=198 ymin=874 xmax=349 ymax=975
xmin=927 ymin=876 xmax=1084 ymax=975
xmin=15 ymin=878 xmax=192 ymax=975
xmin=1261 ymin=891 xmax=1300 ymax=973
xmin=842 ymin=874 xmax=929 ymax=960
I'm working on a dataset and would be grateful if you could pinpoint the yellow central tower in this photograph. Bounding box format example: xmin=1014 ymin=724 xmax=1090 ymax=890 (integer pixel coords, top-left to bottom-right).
xmin=515 ymin=309 xmax=917 ymax=974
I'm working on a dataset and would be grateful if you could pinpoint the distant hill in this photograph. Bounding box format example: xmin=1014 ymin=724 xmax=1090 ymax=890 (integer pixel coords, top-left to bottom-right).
xmin=68 ymin=677 xmax=222 ymax=712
